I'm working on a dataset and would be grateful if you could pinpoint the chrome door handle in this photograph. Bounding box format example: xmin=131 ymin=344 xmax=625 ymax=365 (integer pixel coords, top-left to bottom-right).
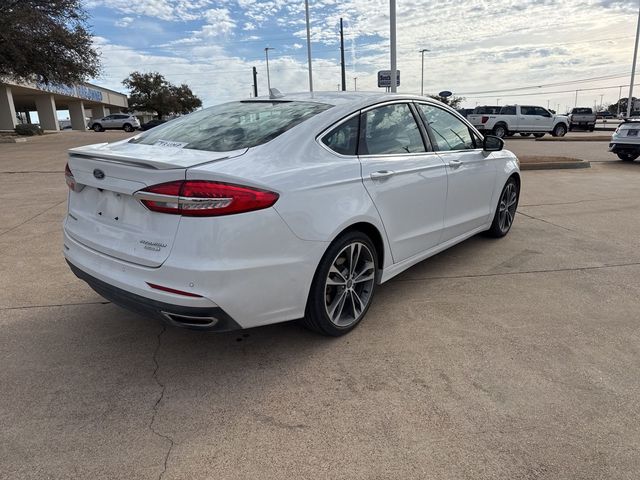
xmin=370 ymin=170 xmax=396 ymax=180
xmin=448 ymin=160 xmax=463 ymax=169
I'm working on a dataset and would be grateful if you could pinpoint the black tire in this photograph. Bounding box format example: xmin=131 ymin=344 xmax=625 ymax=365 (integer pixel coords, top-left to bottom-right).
xmin=533 ymin=133 xmax=545 ymax=138
xmin=552 ymin=123 xmax=567 ymax=137
xmin=123 ymin=123 xmax=134 ymax=132
xmin=519 ymin=133 xmax=531 ymax=137
xmin=92 ymin=123 xmax=103 ymax=132
xmin=302 ymin=231 xmax=378 ymax=336
xmin=589 ymin=126 xmax=595 ymax=132
xmin=617 ymin=152 xmax=639 ymax=161
xmin=486 ymin=177 xmax=520 ymax=238
xmin=493 ymin=124 xmax=508 ymax=138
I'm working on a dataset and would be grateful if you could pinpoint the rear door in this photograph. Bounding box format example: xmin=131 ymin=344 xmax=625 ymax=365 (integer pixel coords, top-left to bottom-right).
xmin=415 ymin=103 xmax=497 ymax=241
xmin=358 ymin=102 xmax=448 ymax=262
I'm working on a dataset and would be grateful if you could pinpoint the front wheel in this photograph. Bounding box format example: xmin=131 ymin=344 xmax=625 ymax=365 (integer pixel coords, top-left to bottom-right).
xmin=92 ymin=124 xmax=103 ymax=132
xmin=486 ymin=177 xmax=520 ymax=238
xmin=552 ymin=123 xmax=567 ymax=137
xmin=617 ymin=152 xmax=639 ymax=161
xmin=303 ymin=231 xmax=378 ymax=336
xmin=123 ymin=123 xmax=134 ymax=132
xmin=493 ymin=124 xmax=508 ymax=138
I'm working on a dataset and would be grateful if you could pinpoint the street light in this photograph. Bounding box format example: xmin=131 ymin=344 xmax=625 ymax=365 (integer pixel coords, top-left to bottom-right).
xmin=264 ymin=47 xmax=275 ymax=92
xmin=390 ymin=0 xmax=397 ymax=93
xmin=304 ymin=0 xmax=313 ymax=92
xmin=354 ymin=77 xmax=358 ymax=91
xmin=496 ymin=98 xmax=501 ymax=105
xmin=628 ymin=3 xmax=640 ymax=117
xmin=419 ymin=49 xmax=430 ymax=96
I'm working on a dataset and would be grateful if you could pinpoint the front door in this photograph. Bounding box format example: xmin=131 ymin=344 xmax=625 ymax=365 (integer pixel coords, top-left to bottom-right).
xmin=415 ymin=103 xmax=498 ymax=241
xmin=359 ymin=102 xmax=448 ymax=263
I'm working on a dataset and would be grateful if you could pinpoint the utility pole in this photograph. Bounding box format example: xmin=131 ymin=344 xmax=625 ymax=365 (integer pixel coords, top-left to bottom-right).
xmin=304 ymin=0 xmax=313 ymax=92
xmin=390 ymin=0 xmax=397 ymax=93
xmin=619 ymin=85 xmax=623 ymax=116
xmin=574 ymin=89 xmax=578 ymax=108
xmin=354 ymin=77 xmax=358 ymax=91
xmin=340 ymin=18 xmax=346 ymax=91
xmin=627 ymin=3 xmax=640 ymax=117
xmin=252 ymin=67 xmax=258 ymax=97
xmin=419 ymin=49 xmax=430 ymax=96
xmin=264 ymin=47 xmax=274 ymax=91
xmin=600 ymin=94 xmax=604 ymax=110
xmin=496 ymin=98 xmax=501 ymax=105
xmin=547 ymin=99 xmax=550 ymax=109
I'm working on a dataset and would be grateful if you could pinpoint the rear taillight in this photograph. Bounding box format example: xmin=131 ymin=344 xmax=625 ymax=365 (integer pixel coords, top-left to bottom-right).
xmin=481 ymin=116 xmax=489 ymax=124
xmin=134 ymin=180 xmax=279 ymax=217
xmin=65 ymin=163 xmax=84 ymax=192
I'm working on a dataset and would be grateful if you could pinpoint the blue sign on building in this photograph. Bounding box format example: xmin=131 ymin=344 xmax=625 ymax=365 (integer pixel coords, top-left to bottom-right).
xmin=35 ymin=82 xmax=103 ymax=102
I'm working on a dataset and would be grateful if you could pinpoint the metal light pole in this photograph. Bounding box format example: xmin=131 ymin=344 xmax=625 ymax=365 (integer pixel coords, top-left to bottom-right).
xmin=496 ymin=98 xmax=501 ymax=105
xmin=390 ymin=0 xmax=397 ymax=93
xmin=419 ymin=49 xmax=430 ymax=96
xmin=600 ymin=94 xmax=604 ymax=110
xmin=264 ymin=47 xmax=275 ymax=92
xmin=574 ymin=89 xmax=579 ymax=108
xmin=628 ymin=3 xmax=640 ymax=117
xmin=354 ymin=77 xmax=358 ymax=91
xmin=618 ymin=85 xmax=623 ymax=115
xmin=304 ymin=0 xmax=313 ymax=92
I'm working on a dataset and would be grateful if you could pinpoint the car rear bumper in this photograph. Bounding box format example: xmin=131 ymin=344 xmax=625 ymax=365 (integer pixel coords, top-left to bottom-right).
xmin=609 ymin=142 xmax=640 ymax=152
xmin=67 ymin=260 xmax=242 ymax=331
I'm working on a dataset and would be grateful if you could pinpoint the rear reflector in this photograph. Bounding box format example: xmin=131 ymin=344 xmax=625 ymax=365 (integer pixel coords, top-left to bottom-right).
xmin=147 ymin=282 xmax=203 ymax=297
xmin=481 ymin=116 xmax=489 ymax=124
xmin=134 ymin=180 xmax=279 ymax=217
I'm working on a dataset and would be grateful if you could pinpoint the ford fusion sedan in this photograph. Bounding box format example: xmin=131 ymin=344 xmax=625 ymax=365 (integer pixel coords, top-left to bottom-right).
xmin=63 ymin=92 xmax=521 ymax=336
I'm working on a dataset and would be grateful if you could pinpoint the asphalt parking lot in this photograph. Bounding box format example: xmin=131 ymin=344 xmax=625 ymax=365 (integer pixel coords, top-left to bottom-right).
xmin=1 ymin=132 xmax=640 ymax=479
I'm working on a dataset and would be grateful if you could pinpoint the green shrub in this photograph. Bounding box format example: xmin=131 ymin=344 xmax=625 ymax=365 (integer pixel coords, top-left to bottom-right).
xmin=15 ymin=124 xmax=43 ymax=136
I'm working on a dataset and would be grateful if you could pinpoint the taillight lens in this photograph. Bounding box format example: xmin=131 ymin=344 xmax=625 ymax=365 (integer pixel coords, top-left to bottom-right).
xmin=135 ymin=180 xmax=279 ymax=217
xmin=65 ymin=163 xmax=84 ymax=192
xmin=481 ymin=116 xmax=489 ymax=124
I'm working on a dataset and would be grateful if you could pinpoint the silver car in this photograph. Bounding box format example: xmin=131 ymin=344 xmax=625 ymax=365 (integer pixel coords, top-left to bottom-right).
xmin=90 ymin=114 xmax=140 ymax=132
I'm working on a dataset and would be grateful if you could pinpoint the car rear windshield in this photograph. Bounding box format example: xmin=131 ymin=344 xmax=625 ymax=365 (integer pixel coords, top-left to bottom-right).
xmin=128 ymin=100 xmax=332 ymax=152
xmin=572 ymin=108 xmax=592 ymax=114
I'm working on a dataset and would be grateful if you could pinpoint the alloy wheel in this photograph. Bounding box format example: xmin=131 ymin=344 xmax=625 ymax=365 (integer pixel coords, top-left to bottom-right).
xmin=498 ymin=182 xmax=518 ymax=233
xmin=324 ymin=242 xmax=375 ymax=328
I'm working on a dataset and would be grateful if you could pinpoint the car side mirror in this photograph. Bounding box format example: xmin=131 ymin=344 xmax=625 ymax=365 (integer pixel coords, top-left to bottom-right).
xmin=483 ymin=135 xmax=504 ymax=152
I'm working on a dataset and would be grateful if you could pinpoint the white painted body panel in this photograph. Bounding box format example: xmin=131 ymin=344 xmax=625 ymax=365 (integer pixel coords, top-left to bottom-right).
xmin=63 ymin=92 xmax=520 ymax=330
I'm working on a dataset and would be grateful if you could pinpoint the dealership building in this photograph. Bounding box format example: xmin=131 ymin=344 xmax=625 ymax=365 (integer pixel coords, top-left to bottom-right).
xmin=0 ymin=79 xmax=128 ymax=131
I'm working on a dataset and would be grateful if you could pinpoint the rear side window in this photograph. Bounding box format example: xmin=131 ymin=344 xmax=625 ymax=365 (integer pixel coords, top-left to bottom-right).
xmin=359 ymin=103 xmax=426 ymax=155
xmin=321 ymin=115 xmax=360 ymax=155
xmin=129 ymin=101 xmax=332 ymax=152
xmin=500 ymin=106 xmax=516 ymax=115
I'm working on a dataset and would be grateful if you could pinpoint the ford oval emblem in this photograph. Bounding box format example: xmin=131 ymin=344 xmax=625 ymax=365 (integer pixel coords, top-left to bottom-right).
xmin=93 ymin=169 xmax=105 ymax=180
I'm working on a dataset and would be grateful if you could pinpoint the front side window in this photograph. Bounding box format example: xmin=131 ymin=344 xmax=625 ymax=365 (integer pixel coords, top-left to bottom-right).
xmin=321 ymin=115 xmax=360 ymax=155
xmin=129 ymin=100 xmax=332 ymax=152
xmin=521 ymin=106 xmax=537 ymax=115
xmin=534 ymin=107 xmax=551 ymax=117
xmin=359 ymin=103 xmax=426 ymax=155
xmin=417 ymin=104 xmax=475 ymax=151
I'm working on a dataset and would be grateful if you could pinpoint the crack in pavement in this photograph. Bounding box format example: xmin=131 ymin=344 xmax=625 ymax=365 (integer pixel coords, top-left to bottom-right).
xmin=516 ymin=210 xmax=576 ymax=232
xmin=0 ymin=300 xmax=109 ymax=311
xmin=149 ymin=324 xmax=174 ymax=480
xmin=520 ymin=196 xmax=630 ymax=207
xmin=394 ymin=260 xmax=640 ymax=283
xmin=0 ymin=199 xmax=66 ymax=238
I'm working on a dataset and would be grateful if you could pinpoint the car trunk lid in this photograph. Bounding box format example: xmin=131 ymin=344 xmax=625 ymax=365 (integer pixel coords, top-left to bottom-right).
xmin=65 ymin=143 xmax=246 ymax=267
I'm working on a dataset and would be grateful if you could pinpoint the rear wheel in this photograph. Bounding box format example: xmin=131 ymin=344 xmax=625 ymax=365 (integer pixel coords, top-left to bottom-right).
xmin=303 ymin=231 xmax=378 ymax=336
xmin=487 ymin=177 xmax=520 ymax=238
xmin=123 ymin=123 xmax=134 ymax=132
xmin=92 ymin=123 xmax=103 ymax=132
xmin=617 ymin=152 xmax=639 ymax=161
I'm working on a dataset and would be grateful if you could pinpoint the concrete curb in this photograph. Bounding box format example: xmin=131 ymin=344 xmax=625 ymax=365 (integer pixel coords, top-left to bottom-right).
xmin=0 ymin=137 xmax=28 ymax=143
xmin=521 ymin=160 xmax=591 ymax=170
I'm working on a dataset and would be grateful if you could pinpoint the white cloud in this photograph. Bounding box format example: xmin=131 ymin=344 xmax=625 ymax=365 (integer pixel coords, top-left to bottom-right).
xmin=114 ymin=16 xmax=134 ymax=27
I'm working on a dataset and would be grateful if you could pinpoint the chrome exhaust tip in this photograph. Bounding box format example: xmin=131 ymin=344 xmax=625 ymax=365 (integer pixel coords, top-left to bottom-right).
xmin=161 ymin=311 xmax=219 ymax=328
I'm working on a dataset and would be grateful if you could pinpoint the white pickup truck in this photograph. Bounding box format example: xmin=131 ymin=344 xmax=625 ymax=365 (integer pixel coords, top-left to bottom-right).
xmin=469 ymin=105 xmax=569 ymax=138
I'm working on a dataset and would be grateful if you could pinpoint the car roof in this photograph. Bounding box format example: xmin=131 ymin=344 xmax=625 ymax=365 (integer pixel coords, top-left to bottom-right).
xmin=249 ymin=91 xmax=439 ymax=110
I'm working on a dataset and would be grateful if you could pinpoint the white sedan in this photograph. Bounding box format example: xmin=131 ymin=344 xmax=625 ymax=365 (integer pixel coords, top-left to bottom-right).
xmin=63 ymin=92 xmax=520 ymax=336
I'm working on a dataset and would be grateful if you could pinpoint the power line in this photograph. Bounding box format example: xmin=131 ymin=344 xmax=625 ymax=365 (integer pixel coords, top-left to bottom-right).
xmin=465 ymin=83 xmax=640 ymax=100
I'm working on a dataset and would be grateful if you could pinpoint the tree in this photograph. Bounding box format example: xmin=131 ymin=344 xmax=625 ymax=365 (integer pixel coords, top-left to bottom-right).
xmin=0 ymin=0 xmax=100 ymax=84
xmin=427 ymin=94 xmax=465 ymax=110
xmin=608 ymin=97 xmax=637 ymax=115
xmin=122 ymin=72 xmax=202 ymax=118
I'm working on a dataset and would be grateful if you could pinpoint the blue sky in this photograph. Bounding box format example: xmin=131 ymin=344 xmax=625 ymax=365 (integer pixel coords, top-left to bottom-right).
xmin=82 ymin=0 xmax=640 ymax=110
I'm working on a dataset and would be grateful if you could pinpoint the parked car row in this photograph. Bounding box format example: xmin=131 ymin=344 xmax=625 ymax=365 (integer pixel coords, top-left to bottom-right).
xmin=88 ymin=115 xmax=168 ymax=132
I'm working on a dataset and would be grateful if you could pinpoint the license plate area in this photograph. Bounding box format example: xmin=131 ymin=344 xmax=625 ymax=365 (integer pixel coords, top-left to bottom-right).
xmin=627 ymin=129 xmax=639 ymax=137
xmin=95 ymin=189 xmax=129 ymax=223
